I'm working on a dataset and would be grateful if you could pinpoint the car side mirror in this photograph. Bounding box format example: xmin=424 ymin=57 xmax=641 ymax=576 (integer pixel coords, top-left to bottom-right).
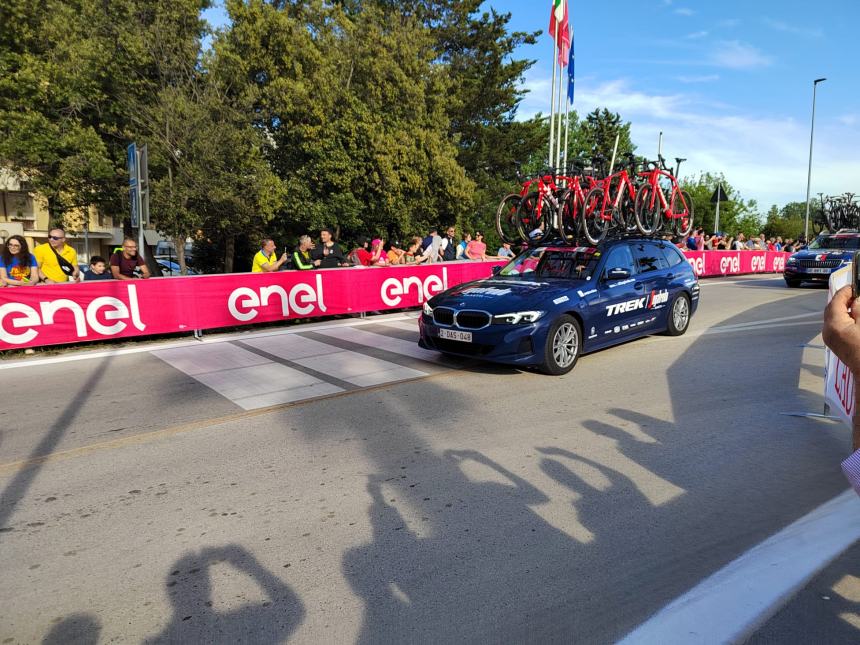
xmin=605 ymin=267 xmax=630 ymax=281
xmin=492 ymin=266 xmax=501 ymax=275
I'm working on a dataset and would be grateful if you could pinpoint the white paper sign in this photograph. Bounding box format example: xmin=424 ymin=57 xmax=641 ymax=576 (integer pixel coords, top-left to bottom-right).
xmin=825 ymin=266 xmax=855 ymax=428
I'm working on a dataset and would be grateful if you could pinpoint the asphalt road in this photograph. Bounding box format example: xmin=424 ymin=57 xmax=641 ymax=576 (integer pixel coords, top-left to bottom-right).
xmin=0 ymin=275 xmax=853 ymax=644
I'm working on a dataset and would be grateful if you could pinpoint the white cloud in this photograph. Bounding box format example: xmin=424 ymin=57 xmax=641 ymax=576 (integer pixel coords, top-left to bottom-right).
xmin=676 ymin=74 xmax=719 ymax=83
xmin=516 ymin=75 xmax=860 ymax=208
xmin=763 ymin=18 xmax=823 ymax=38
xmin=718 ymin=19 xmax=740 ymax=28
xmin=684 ymin=31 xmax=708 ymax=40
xmin=710 ymin=40 xmax=772 ymax=69
xmin=675 ymin=7 xmax=694 ymax=16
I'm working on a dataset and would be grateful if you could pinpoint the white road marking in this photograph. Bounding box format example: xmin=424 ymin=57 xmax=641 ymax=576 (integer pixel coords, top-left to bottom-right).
xmin=618 ymin=489 xmax=860 ymax=645
xmin=0 ymin=313 xmax=415 ymax=371
xmin=314 ymin=325 xmax=441 ymax=363
xmin=707 ymin=311 xmax=821 ymax=332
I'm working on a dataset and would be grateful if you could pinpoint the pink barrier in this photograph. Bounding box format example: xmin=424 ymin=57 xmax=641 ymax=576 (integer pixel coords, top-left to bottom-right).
xmin=0 ymin=261 xmax=505 ymax=351
xmin=682 ymin=250 xmax=789 ymax=277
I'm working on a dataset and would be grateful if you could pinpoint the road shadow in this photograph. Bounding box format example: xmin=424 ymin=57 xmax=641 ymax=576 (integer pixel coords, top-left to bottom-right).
xmin=0 ymin=358 xmax=109 ymax=532
xmin=41 ymin=613 xmax=100 ymax=645
xmin=144 ymin=544 xmax=305 ymax=644
xmin=745 ymin=537 xmax=860 ymax=643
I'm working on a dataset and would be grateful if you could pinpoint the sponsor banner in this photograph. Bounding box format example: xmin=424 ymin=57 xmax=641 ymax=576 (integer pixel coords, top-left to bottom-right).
xmin=682 ymin=251 xmax=790 ymax=277
xmin=0 ymin=262 xmax=504 ymax=351
xmin=825 ymin=266 xmax=854 ymax=429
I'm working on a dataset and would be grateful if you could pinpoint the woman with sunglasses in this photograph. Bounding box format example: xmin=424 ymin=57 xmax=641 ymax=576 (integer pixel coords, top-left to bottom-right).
xmin=0 ymin=235 xmax=40 ymax=286
xmin=464 ymin=231 xmax=505 ymax=261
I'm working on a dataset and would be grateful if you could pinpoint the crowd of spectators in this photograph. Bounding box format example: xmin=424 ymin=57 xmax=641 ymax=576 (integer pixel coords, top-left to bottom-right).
xmin=681 ymin=229 xmax=804 ymax=253
xmin=249 ymin=226 xmax=511 ymax=273
xmin=0 ymin=224 xmax=811 ymax=287
xmin=0 ymin=227 xmax=155 ymax=287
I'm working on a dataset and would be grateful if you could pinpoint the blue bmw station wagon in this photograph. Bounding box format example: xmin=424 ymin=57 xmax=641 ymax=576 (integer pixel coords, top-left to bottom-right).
xmin=419 ymin=237 xmax=700 ymax=374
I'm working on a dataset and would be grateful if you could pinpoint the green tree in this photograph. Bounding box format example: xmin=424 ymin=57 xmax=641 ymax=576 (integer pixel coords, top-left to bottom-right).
xmin=575 ymin=108 xmax=635 ymax=166
xmin=681 ymin=172 xmax=762 ymax=237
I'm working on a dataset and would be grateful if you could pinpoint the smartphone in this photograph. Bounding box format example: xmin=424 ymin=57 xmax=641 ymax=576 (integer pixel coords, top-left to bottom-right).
xmin=854 ymin=251 xmax=860 ymax=299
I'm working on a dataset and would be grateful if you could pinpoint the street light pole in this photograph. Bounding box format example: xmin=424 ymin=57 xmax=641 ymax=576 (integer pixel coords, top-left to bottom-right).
xmin=804 ymin=77 xmax=826 ymax=243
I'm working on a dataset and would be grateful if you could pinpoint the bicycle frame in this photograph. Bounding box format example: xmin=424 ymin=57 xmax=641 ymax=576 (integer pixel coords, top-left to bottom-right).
xmin=638 ymin=167 xmax=688 ymax=219
xmin=594 ymin=170 xmax=636 ymax=222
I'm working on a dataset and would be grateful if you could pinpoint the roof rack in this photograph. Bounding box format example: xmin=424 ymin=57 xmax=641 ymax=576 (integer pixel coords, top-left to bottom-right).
xmin=835 ymin=228 xmax=859 ymax=234
xmin=522 ymin=230 xmax=673 ymax=249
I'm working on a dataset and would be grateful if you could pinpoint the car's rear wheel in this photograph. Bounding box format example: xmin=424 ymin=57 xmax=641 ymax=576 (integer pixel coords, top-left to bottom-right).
xmin=784 ymin=278 xmax=801 ymax=288
xmin=665 ymin=293 xmax=691 ymax=336
xmin=541 ymin=314 xmax=581 ymax=375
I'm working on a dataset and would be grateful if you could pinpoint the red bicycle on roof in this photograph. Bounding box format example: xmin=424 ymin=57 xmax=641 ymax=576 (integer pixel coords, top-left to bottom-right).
xmin=579 ymin=153 xmax=641 ymax=245
xmin=495 ymin=165 xmax=560 ymax=245
xmin=634 ymin=155 xmax=694 ymax=238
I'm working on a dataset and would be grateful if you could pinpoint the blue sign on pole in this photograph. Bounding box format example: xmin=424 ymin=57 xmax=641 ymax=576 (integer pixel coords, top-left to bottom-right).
xmin=127 ymin=143 xmax=138 ymax=187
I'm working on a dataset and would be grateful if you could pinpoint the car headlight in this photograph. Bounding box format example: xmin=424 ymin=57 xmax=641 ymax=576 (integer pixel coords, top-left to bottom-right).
xmin=423 ymin=301 xmax=434 ymax=316
xmin=787 ymin=257 xmax=797 ymax=265
xmin=492 ymin=310 xmax=545 ymax=325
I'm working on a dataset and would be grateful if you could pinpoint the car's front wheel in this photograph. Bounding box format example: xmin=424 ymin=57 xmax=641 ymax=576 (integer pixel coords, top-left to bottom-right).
xmin=541 ymin=315 xmax=581 ymax=375
xmin=665 ymin=293 xmax=691 ymax=336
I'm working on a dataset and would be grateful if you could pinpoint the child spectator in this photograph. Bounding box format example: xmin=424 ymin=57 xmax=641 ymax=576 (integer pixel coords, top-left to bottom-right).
xmin=386 ymin=241 xmax=406 ymax=265
xmin=497 ymin=241 xmax=515 ymax=258
xmin=83 ymin=255 xmax=112 ymax=281
xmin=0 ymin=235 xmax=40 ymax=286
xmin=369 ymin=238 xmax=389 ymax=266
xmin=404 ymin=237 xmax=429 ymax=264
xmin=457 ymin=233 xmax=472 ymax=259
xmin=348 ymin=236 xmax=373 ymax=266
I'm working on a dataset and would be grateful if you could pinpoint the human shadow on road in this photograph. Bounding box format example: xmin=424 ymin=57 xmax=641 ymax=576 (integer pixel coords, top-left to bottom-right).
xmin=0 ymin=358 xmax=109 ymax=532
xmin=283 ymin=291 xmax=845 ymax=642
xmin=144 ymin=544 xmax=305 ymax=644
xmin=41 ymin=612 xmax=101 ymax=645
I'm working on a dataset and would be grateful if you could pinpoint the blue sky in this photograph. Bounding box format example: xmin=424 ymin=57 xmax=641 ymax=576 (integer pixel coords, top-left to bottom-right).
xmin=203 ymin=0 xmax=858 ymax=210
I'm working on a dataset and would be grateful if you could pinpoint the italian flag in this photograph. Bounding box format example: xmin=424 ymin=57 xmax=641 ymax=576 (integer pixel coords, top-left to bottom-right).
xmin=549 ymin=0 xmax=570 ymax=68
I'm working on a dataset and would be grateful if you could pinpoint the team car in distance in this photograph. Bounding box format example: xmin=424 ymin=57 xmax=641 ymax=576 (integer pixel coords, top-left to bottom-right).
xmin=783 ymin=231 xmax=860 ymax=287
xmin=419 ymin=237 xmax=700 ymax=374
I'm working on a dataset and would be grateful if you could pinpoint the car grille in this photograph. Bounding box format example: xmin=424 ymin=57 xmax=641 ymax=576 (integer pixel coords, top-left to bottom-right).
xmin=433 ymin=308 xmax=455 ymax=326
xmin=428 ymin=337 xmax=494 ymax=356
xmin=797 ymin=259 xmax=842 ymax=269
xmin=455 ymin=310 xmax=491 ymax=330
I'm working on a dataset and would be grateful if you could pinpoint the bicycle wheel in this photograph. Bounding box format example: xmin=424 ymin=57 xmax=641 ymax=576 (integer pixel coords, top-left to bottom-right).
xmin=613 ymin=189 xmax=637 ymax=233
xmin=581 ymin=186 xmax=608 ymax=245
xmin=557 ymin=189 xmax=579 ymax=242
xmin=634 ymin=185 xmax=660 ymax=234
xmin=495 ymin=193 xmax=523 ymax=244
xmin=516 ymin=192 xmax=553 ymax=243
xmin=671 ymin=189 xmax=694 ymax=237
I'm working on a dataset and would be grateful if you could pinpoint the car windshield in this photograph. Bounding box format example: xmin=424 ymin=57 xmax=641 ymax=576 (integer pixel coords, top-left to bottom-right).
xmin=498 ymin=246 xmax=601 ymax=280
xmin=808 ymin=235 xmax=860 ymax=250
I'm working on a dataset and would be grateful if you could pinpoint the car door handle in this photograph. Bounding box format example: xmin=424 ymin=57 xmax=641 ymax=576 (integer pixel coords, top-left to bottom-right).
xmin=634 ymin=282 xmax=644 ymax=290
xmin=666 ymin=273 xmax=674 ymax=280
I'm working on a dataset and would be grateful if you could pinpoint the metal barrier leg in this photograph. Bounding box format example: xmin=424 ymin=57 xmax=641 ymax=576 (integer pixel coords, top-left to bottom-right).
xmin=193 ymin=329 xmax=204 ymax=340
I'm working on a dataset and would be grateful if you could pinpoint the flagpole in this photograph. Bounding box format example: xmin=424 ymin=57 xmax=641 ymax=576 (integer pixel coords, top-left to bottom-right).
xmin=562 ymin=81 xmax=571 ymax=181
xmin=555 ymin=70 xmax=564 ymax=175
xmin=549 ymin=35 xmax=558 ymax=172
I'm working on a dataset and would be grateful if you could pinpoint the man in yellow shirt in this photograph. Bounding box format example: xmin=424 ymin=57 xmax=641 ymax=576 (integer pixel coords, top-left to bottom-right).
xmin=34 ymin=227 xmax=80 ymax=283
xmin=252 ymin=238 xmax=288 ymax=273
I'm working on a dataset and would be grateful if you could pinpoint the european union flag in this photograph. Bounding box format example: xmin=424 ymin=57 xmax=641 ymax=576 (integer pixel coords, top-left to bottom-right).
xmin=567 ymin=39 xmax=575 ymax=103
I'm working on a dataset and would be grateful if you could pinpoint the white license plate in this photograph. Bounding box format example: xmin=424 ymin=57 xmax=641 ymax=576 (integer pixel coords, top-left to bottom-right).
xmin=439 ymin=328 xmax=473 ymax=343
xmin=807 ymin=268 xmax=832 ymax=274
